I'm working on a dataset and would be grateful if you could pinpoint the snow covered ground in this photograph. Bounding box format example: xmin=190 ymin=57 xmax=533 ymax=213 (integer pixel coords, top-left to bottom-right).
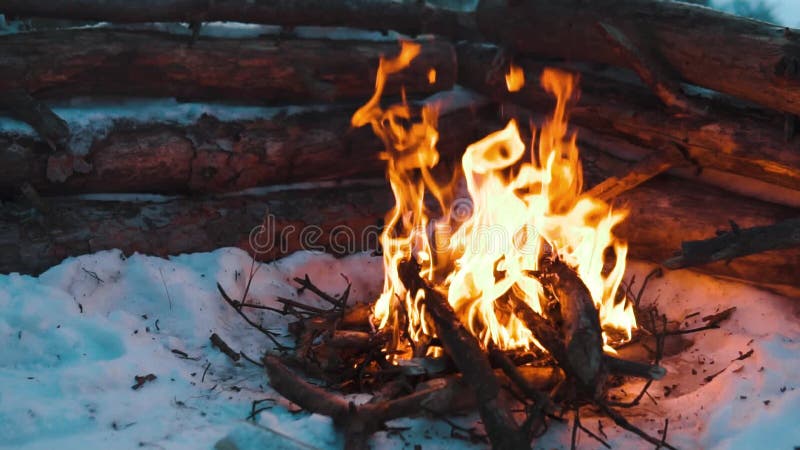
xmin=1 ymin=248 xmax=798 ymax=449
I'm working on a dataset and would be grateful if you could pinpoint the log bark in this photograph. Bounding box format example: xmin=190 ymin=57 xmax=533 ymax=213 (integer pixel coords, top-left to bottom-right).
xmin=0 ymin=103 xmax=486 ymax=196
xmin=0 ymin=183 xmax=393 ymax=274
xmin=0 ymin=29 xmax=455 ymax=103
xmin=457 ymin=42 xmax=800 ymax=192
xmin=0 ymin=0 xmax=476 ymax=39
xmin=476 ymin=0 xmax=800 ymax=116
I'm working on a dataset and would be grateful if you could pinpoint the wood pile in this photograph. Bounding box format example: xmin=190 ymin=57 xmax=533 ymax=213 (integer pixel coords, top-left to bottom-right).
xmin=3 ymin=1 xmax=799 ymax=448
xmin=1 ymin=1 xmax=797 ymax=294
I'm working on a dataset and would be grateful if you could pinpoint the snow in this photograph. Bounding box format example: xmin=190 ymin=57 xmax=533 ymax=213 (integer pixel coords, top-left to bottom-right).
xmin=1 ymin=248 xmax=798 ymax=449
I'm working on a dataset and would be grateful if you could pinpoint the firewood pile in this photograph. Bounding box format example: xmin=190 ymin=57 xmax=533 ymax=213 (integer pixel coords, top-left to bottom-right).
xmin=1 ymin=1 xmax=799 ymax=448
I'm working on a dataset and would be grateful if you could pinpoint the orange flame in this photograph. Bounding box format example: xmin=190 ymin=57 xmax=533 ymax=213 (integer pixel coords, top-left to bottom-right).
xmin=505 ymin=63 xmax=525 ymax=92
xmin=428 ymin=68 xmax=437 ymax=85
xmin=356 ymin=42 xmax=636 ymax=357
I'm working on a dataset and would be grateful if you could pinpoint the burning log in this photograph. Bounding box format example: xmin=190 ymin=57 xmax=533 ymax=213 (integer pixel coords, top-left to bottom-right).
xmin=663 ymin=216 xmax=800 ymax=270
xmin=0 ymin=0 xmax=476 ymax=39
xmin=0 ymin=184 xmax=392 ymax=274
xmin=397 ymin=260 xmax=530 ymax=450
xmin=0 ymin=30 xmax=455 ymax=103
xmin=0 ymin=100 xmax=485 ymax=196
xmin=476 ymin=0 xmax=800 ymax=117
xmin=457 ymin=42 xmax=800 ymax=192
xmin=543 ymin=260 xmax=605 ymax=394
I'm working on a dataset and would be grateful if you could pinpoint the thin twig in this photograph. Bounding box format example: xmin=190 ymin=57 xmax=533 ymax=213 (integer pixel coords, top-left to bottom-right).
xmin=159 ymin=267 xmax=173 ymax=311
xmin=598 ymin=403 xmax=678 ymax=450
xmin=577 ymin=415 xmax=612 ymax=449
xmin=294 ymin=274 xmax=343 ymax=307
xmin=240 ymin=352 xmax=265 ymax=368
xmin=656 ymin=418 xmax=670 ymax=450
xmin=217 ymin=283 xmax=290 ymax=350
xmin=570 ymin=409 xmax=580 ymax=450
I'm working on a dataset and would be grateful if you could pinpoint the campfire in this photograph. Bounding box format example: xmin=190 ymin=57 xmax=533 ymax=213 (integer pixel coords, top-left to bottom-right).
xmin=218 ymin=40 xmax=681 ymax=450
xmin=355 ymin=42 xmax=634 ymax=359
xmin=3 ymin=1 xmax=800 ymax=449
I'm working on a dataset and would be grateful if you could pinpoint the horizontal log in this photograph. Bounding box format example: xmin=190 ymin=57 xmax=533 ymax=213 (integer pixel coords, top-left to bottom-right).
xmin=0 ymin=183 xmax=393 ymax=275
xmin=457 ymin=42 xmax=800 ymax=192
xmin=0 ymin=30 xmax=455 ymax=103
xmin=476 ymin=0 xmax=800 ymax=116
xmin=1 ymin=142 xmax=797 ymax=294
xmin=0 ymin=102 xmax=486 ymax=196
xmin=0 ymin=0 xmax=476 ymax=39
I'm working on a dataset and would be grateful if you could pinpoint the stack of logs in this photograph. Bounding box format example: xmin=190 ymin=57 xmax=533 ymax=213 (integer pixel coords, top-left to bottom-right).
xmin=1 ymin=0 xmax=799 ymax=301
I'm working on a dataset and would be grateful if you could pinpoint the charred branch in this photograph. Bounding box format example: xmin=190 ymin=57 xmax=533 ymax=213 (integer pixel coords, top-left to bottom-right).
xmin=663 ymin=217 xmax=800 ymax=269
xmin=612 ymin=175 xmax=800 ymax=294
xmin=263 ymin=355 xmax=541 ymax=450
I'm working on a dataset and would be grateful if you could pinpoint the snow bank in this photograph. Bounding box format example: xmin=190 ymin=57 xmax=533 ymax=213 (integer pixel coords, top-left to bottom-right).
xmin=0 ymin=250 xmax=797 ymax=449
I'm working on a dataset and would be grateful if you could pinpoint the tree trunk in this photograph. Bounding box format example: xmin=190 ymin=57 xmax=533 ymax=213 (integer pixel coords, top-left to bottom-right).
xmin=0 ymin=103 xmax=486 ymax=196
xmin=457 ymin=42 xmax=800 ymax=192
xmin=476 ymin=0 xmax=800 ymax=116
xmin=0 ymin=29 xmax=455 ymax=103
xmin=0 ymin=0 xmax=476 ymax=39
